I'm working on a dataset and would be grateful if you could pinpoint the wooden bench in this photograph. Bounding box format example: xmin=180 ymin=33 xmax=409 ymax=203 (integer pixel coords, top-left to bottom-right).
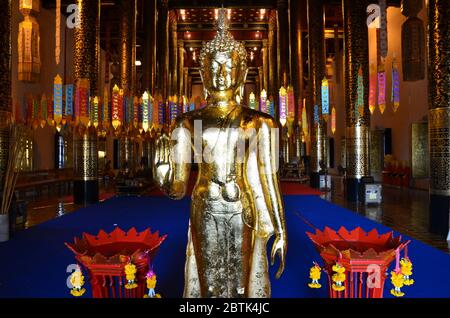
xmin=15 ymin=168 xmax=74 ymax=200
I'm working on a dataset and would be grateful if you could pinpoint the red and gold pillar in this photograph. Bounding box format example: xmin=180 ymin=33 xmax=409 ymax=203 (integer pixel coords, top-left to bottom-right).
xmin=73 ymin=0 xmax=100 ymax=205
xmin=0 ymin=0 xmax=11 ymax=197
xmin=428 ymin=0 xmax=450 ymax=237
xmin=157 ymin=0 xmax=169 ymax=100
xmin=142 ymin=0 xmax=157 ymax=94
xmin=343 ymin=0 xmax=370 ymax=201
xmin=308 ymin=0 xmax=327 ymax=188
xmin=119 ymin=0 xmax=136 ymax=95
xmin=169 ymin=10 xmax=178 ymax=98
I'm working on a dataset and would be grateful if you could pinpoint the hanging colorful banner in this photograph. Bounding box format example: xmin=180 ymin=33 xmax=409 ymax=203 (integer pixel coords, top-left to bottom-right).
xmin=153 ymin=95 xmax=160 ymax=127
xmin=356 ymin=67 xmax=364 ymax=117
xmin=65 ymin=84 xmax=73 ymax=120
xmin=392 ymin=58 xmax=400 ymax=112
xmin=111 ymin=84 xmax=121 ymax=130
xmin=313 ymin=104 xmax=319 ymax=124
xmin=103 ymin=86 xmax=109 ymax=130
xmin=331 ymin=106 xmax=336 ymax=134
xmin=158 ymin=101 xmax=165 ymax=125
xmin=268 ymin=98 xmax=275 ymax=117
xmin=142 ymin=91 xmax=149 ymax=132
xmin=249 ymin=92 xmax=256 ymax=110
xmin=91 ymin=96 xmax=99 ymax=128
xmin=75 ymin=79 xmax=90 ymax=126
xmin=260 ymin=89 xmax=267 ymax=113
xmin=369 ymin=64 xmax=377 ymax=114
xmin=47 ymin=92 xmax=54 ymax=126
xmin=40 ymin=93 xmax=47 ymax=128
xmin=378 ymin=61 xmax=386 ymax=114
xmin=53 ymin=74 xmax=63 ymax=126
xmin=279 ymin=87 xmax=287 ymax=126
xmin=170 ymin=97 xmax=178 ymax=123
xmin=287 ymin=86 xmax=295 ymax=119
xmin=133 ymin=96 xmax=139 ymax=128
xmin=379 ymin=0 xmax=388 ymax=58
xmin=321 ymin=78 xmax=330 ymax=116
xmin=302 ymin=99 xmax=308 ymax=137
xmin=148 ymin=95 xmax=153 ymax=128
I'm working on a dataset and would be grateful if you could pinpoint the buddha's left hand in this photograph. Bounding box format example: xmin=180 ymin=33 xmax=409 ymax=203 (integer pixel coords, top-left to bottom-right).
xmin=270 ymin=232 xmax=287 ymax=279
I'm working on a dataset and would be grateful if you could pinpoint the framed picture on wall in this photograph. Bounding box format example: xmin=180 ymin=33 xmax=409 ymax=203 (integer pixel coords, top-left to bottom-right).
xmin=411 ymin=122 xmax=429 ymax=178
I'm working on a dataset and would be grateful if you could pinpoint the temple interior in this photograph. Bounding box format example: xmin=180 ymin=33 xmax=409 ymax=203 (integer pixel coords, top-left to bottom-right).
xmin=0 ymin=0 xmax=449 ymax=299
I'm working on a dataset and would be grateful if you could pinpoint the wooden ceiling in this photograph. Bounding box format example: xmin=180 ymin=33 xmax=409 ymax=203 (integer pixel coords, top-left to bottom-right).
xmin=41 ymin=0 xmax=400 ymax=85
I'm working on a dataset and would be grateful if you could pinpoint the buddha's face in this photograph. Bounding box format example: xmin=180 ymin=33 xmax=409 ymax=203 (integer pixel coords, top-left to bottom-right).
xmin=201 ymin=51 xmax=247 ymax=96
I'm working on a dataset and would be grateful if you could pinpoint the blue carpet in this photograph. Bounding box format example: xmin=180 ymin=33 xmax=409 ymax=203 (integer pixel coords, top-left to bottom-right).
xmin=0 ymin=195 xmax=449 ymax=298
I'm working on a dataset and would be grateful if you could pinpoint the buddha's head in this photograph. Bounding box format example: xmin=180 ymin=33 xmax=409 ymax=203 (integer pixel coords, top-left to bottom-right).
xmin=199 ymin=9 xmax=248 ymax=101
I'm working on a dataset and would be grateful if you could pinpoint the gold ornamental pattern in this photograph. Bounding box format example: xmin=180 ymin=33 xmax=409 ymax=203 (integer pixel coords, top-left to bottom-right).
xmin=74 ymin=0 xmax=100 ymax=95
xmin=429 ymin=108 xmax=450 ymax=195
xmin=74 ymin=131 xmax=98 ymax=181
xmin=346 ymin=125 xmax=370 ymax=178
xmin=0 ymin=0 xmax=11 ymax=111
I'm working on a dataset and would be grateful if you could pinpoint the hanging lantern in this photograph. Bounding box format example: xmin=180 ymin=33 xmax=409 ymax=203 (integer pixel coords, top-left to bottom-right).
xmin=321 ymin=78 xmax=330 ymax=117
xmin=249 ymin=92 xmax=256 ymax=110
xmin=53 ymin=74 xmax=63 ymax=127
xmin=356 ymin=67 xmax=364 ymax=117
xmin=40 ymin=94 xmax=47 ymax=128
xmin=392 ymin=57 xmax=400 ymax=112
xmin=369 ymin=64 xmax=377 ymax=114
xmin=75 ymin=79 xmax=90 ymax=127
xmin=331 ymin=106 xmax=336 ymax=134
xmin=65 ymin=84 xmax=74 ymax=124
xmin=302 ymin=99 xmax=308 ymax=137
xmin=260 ymin=89 xmax=267 ymax=113
xmin=279 ymin=87 xmax=287 ymax=126
xmin=18 ymin=0 xmax=41 ymax=82
xmin=90 ymin=96 xmax=99 ymax=128
xmin=55 ymin=0 xmax=61 ymax=65
xmin=378 ymin=61 xmax=386 ymax=114
xmin=142 ymin=91 xmax=149 ymax=132
xmin=111 ymin=84 xmax=121 ymax=130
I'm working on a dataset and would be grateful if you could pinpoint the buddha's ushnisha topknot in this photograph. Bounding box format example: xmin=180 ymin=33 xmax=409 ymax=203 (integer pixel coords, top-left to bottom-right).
xmin=199 ymin=8 xmax=247 ymax=69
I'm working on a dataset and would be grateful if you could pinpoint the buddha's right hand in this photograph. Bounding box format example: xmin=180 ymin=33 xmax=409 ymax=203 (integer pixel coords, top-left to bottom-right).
xmin=154 ymin=133 xmax=172 ymax=188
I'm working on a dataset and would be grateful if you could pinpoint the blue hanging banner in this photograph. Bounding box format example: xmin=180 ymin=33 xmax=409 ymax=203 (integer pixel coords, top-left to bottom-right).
xmin=65 ymin=84 xmax=73 ymax=117
xmin=314 ymin=104 xmax=319 ymax=124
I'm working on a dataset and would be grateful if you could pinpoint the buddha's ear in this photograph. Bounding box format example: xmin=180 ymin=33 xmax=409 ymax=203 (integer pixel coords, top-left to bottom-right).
xmin=199 ymin=71 xmax=209 ymax=98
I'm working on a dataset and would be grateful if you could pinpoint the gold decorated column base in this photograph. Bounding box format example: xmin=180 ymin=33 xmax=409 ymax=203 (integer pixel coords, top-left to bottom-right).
xmin=429 ymin=108 xmax=450 ymax=196
xmin=345 ymin=125 xmax=370 ymax=179
xmin=310 ymin=119 xmax=327 ymax=188
xmin=119 ymin=133 xmax=134 ymax=173
xmin=73 ymin=126 xmax=99 ymax=205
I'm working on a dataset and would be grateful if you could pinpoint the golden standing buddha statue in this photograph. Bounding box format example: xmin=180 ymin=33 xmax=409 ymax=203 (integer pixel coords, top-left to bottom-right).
xmin=154 ymin=9 xmax=287 ymax=298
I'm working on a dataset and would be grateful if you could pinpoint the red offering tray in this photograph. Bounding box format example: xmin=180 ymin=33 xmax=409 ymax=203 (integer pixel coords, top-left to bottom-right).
xmin=307 ymin=226 xmax=410 ymax=298
xmin=65 ymin=227 xmax=167 ymax=298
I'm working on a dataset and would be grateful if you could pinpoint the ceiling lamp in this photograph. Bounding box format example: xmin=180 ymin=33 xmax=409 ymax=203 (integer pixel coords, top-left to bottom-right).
xmin=260 ymin=8 xmax=266 ymax=20
xmin=227 ymin=9 xmax=232 ymax=20
xmin=214 ymin=9 xmax=219 ymax=20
